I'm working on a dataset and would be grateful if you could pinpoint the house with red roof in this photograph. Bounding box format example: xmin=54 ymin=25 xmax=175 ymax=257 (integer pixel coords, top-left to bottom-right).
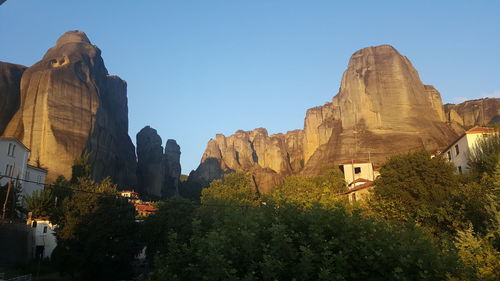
xmin=441 ymin=126 xmax=497 ymax=174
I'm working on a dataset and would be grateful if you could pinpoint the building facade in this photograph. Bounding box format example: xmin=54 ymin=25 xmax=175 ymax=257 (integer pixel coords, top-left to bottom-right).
xmin=0 ymin=137 xmax=47 ymax=198
xmin=339 ymin=161 xmax=379 ymax=202
xmin=442 ymin=127 xmax=497 ymax=174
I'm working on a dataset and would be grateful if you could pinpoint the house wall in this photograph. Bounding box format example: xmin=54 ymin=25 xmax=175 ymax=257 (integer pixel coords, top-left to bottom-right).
xmin=341 ymin=162 xmax=374 ymax=184
xmin=443 ymin=133 xmax=491 ymax=173
xmin=23 ymin=166 xmax=47 ymax=197
xmin=28 ymin=220 xmax=57 ymax=259
xmin=0 ymin=139 xmax=29 ymax=187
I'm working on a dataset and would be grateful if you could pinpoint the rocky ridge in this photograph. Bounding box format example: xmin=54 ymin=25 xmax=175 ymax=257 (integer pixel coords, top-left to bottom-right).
xmin=189 ymin=45 xmax=472 ymax=193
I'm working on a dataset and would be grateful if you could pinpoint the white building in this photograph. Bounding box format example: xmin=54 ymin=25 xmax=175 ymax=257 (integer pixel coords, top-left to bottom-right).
xmin=26 ymin=216 xmax=57 ymax=259
xmin=0 ymin=137 xmax=47 ymax=197
xmin=338 ymin=160 xmax=380 ymax=202
xmin=442 ymin=127 xmax=497 ymax=174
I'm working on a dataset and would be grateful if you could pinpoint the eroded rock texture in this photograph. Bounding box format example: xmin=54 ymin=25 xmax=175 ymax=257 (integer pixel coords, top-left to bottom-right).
xmin=0 ymin=62 xmax=26 ymax=135
xmin=444 ymin=98 xmax=500 ymax=127
xmin=136 ymin=126 xmax=181 ymax=199
xmin=190 ymin=45 xmax=461 ymax=193
xmin=2 ymin=31 xmax=137 ymax=186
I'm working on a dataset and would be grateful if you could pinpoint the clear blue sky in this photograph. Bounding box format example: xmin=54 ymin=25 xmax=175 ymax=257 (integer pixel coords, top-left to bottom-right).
xmin=1 ymin=1 xmax=499 ymax=174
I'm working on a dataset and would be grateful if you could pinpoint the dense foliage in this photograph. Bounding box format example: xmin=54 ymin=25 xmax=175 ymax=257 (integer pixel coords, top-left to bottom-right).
xmin=148 ymin=201 xmax=454 ymax=281
xmin=266 ymin=165 xmax=346 ymax=207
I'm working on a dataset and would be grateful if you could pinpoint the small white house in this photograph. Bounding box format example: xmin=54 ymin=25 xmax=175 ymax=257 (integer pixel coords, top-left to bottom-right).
xmin=0 ymin=137 xmax=47 ymax=198
xmin=442 ymin=127 xmax=497 ymax=174
xmin=26 ymin=216 xmax=57 ymax=260
xmin=339 ymin=160 xmax=380 ymax=202
xmin=0 ymin=137 xmax=30 ymax=185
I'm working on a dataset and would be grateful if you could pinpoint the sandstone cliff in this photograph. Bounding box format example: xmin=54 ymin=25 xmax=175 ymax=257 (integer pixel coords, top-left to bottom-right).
xmin=2 ymin=31 xmax=137 ymax=186
xmin=0 ymin=62 xmax=26 ymax=135
xmin=444 ymin=98 xmax=500 ymax=127
xmin=136 ymin=126 xmax=181 ymax=199
xmin=190 ymin=45 xmax=461 ymax=193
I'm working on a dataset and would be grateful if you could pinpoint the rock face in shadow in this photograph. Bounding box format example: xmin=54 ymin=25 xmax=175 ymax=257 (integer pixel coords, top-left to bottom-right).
xmin=136 ymin=126 xmax=181 ymax=199
xmin=0 ymin=62 xmax=26 ymax=135
xmin=444 ymin=98 xmax=500 ymax=127
xmin=2 ymin=30 xmax=137 ymax=186
xmin=190 ymin=45 xmax=461 ymax=193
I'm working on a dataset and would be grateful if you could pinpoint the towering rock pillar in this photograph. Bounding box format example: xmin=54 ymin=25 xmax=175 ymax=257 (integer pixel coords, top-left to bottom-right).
xmin=163 ymin=139 xmax=181 ymax=197
xmin=0 ymin=62 xmax=26 ymax=135
xmin=2 ymin=30 xmax=137 ymax=186
xmin=136 ymin=126 xmax=182 ymax=199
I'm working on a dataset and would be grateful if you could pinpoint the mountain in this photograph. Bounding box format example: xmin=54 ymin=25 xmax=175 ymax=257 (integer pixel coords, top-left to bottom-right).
xmin=136 ymin=126 xmax=181 ymax=199
xmin=444 ymin=98 xmax=500 ymax=127
xmin=189 ymin=45 xmax=462 ymax=193
xmin=2 ymin=31 xmax=137 ymax=186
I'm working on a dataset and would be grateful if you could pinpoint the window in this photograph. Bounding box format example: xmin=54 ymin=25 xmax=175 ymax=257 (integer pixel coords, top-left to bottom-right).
xmin=32 ymin=221 xmax=37 ymax=228
xmin=354 ymin=167 xmax=361 ymax=174
xmin=455 ymin=144 xmax=459 ymax=156
xmin=458 ymin=166 xmax=462 ymax=174
xmin=447 ymin=151 xmax=451 ymax=161
xmin=43 ymin=226 xmax=48 ymax=233
xmin=7 ymin=143 xmax=16 ymax=157
xmin=4 ymin=164 xmax=13 ymax=176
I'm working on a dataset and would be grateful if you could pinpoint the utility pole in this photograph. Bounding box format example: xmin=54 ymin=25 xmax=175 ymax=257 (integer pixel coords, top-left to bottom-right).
xmin=2 ymin=163 xmax=15 ymax=220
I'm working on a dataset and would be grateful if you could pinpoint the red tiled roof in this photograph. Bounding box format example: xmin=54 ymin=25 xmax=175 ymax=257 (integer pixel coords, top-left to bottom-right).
xmin=441 ymin=126 xmax=498 ymax=153
xmin=350 ymin=178 xmax=371 ymax=185
xmin=33 ymin=216 xmax=51 ymax=221
xmin=120 ymin=190 xmax=138 ymax=194
xmin=339 ymin=160 xmax=372 ymax=165
xmin=465 ymin=126 xmax=496 ymax=134
xmin=136 ymin=205 xmax=157 ymax=212
xmin=343 ymin=182 xmax=375 ymax=194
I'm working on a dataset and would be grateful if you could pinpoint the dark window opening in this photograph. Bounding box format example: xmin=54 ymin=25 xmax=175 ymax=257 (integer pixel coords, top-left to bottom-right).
xmin=354 ymin=167 xmax=361 ymax=174
xmin=43 ymin=226 xmax=47 ymax=233
xmin=458 ymin=166 xmax=462 ymax=174
xmin=455 ymin=144 xmax=460 ymax=155
xmin=32 ymin=221 xmax=37 ymax=228
xmin=447 ymin=151 xmax=451 ymax=161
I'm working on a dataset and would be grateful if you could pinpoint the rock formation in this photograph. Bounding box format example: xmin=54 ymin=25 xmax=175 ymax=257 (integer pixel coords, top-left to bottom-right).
xmin=136 ymin=126 xmax=181 ymax=199
xmin=444 ymin=98 xmax=500 ymax=127
xmin=2 ymin=30 xmax=137 ymax=186
xmin=190 ymin=45 xmax=461 ymax=193
xmin=0 ymin=62 xmax=26 ymax=135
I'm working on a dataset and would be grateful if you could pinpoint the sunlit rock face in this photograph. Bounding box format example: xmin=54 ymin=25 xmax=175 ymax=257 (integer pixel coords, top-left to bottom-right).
xmin=0 ymin=62 xmax=26 ymax=135
xmin=190 ymin=44 xmax=461 ymax=192
xmin=136 ymin=126 xmax=181 ymax=199
xmin=444 ymin=98 xmax=500 ymax=127
xmin=2 ymin=30 xmax=137 ymax=186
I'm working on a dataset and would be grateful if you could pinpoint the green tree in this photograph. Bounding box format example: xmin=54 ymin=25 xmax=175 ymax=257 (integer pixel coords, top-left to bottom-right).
xmin=0 ymin=179 xmax=24 ymax=219
xmin=372 ymin=151 xmax=463 ymax=237
xmin=151 ymin=203 xmax=457 ymax=281
xmin=454 ymin=225 xmax=500 ymax=281
xmin=371 ymin=150 xmax=498 ymax=239
xmin=142 ymin=197 xmax=196 ymax=264
xmin=24 ymin=188 xmax=54 ymax=218
xmin=468 ymin=133 xmax=500 ymax=179
xmin=266 ymin=165 xmax=346 ymax=207
xmin=52 ymin=177 xmax=142 ymax=280
xmin=201 ymin=172 xmax=259 ymax=206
